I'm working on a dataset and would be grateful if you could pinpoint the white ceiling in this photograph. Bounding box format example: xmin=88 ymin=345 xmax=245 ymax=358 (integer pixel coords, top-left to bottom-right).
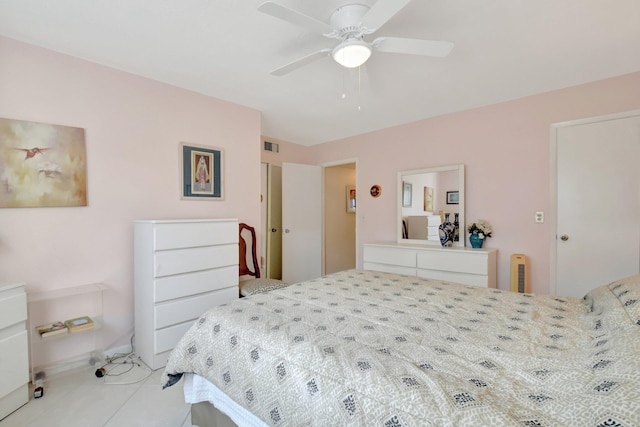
xmin=1 ymin=0 xmax=639 ymax=146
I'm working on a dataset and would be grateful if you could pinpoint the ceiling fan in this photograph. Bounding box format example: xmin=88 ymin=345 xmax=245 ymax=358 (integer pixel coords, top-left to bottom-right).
xmin=258 ymin=0 xmax=454 ymax=76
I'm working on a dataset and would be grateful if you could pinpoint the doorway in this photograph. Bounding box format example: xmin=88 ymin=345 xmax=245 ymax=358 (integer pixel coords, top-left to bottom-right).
xmin=260 ymin=163 xmax=283 ymax=280
xmin=323 ymin=162 xmax=357 ymax=274
xmin=265 ymin=161 xmax=358 ymax=283
xmin=551 ymin=110 xmax=640 ymax=297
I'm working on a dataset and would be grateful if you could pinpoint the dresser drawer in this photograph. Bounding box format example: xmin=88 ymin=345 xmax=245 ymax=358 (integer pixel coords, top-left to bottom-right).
xmin=416 ymin=251 xmax=488 ymax=275
xmin=154 ymin=321 xmax=193 ymax=355
xmin=154 ymin=265 xmax=238 ymax=303
xmin=416 ymin=268 xmax=488 ymax=287
xmin=154 ymin=245 xmax=237 ymax=278
xmin=153 ymin=286 xmax=239 ymax=354
xmin=0 ymin=286 xmax=26 ymax=330
xmin=363 ymin=245 xmax=416 ymax=268
xmin=154 ymin=286 xmax=238 ymax=330
xmin=0 ymin=330 xmax=28 ymax=398
xmin=154 ymin=221 xmax=237 ymax=250
xmin=363 ymin=262 xmax=417 ymax=276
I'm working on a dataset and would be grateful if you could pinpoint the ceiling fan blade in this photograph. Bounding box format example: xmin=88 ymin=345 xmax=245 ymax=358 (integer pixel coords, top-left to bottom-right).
xmin=270 ymin=49 xmax=332 ymax=76
xmin=258 ymin=2 xmax=334 ymax=35
xmin=361 ymin=0 xmax=411 ymax=32
xmin=373 ymin=37 xmax=454 ymax=57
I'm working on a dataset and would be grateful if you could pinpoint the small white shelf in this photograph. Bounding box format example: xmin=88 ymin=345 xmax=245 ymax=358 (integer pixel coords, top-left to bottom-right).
xmin=27 ymin=283 xmax=107 ymax=303
xmin=27 ymin=283 xmax=107 ymax=384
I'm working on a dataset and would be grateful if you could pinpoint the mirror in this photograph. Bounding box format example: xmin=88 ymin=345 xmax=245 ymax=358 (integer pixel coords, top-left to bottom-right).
xmin=397 ymin=164 xmax=465 ymax=246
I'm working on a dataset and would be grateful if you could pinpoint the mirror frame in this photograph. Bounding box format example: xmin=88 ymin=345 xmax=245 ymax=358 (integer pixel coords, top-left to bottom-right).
xmin=397 ymin=164 xmax=465 ymax=246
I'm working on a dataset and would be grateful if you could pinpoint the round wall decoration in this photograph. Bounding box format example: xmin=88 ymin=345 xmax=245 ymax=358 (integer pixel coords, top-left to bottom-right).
xmin=370 ymin=185 xmax=382 ymax=198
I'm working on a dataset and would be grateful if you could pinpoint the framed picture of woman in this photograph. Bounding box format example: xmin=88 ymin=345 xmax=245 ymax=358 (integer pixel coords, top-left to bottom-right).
xmin=180 ymin=143 xmax=224 ymax=200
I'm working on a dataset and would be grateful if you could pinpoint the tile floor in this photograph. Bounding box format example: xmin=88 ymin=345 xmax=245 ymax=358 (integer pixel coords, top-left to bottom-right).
xmin=1 ymin=365 xmax=194 ymax=427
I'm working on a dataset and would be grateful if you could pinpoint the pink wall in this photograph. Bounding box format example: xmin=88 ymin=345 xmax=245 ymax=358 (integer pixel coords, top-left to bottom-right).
xmin=310 ymin=71 xmax=640 ymax=293
xmin=2 ymin=34 xmax=640 ymax=363
xmin=0 ymin=37 xmax=261 ymax=350
xmin=260 ymin=136 xmax=315 ymax=165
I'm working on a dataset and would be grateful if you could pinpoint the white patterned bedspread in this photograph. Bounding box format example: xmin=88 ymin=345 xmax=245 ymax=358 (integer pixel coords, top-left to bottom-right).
xmin=162 ymin=270 xmax=640 ymax=427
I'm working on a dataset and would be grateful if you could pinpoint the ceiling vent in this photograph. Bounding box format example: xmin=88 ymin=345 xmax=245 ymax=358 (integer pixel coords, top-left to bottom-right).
xmin=264 ymin=141 xmax=279 ymax=153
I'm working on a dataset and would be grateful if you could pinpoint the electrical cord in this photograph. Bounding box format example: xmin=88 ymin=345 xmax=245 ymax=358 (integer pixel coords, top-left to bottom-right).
xmin=95 ymin=334 xmax=151 ymax=385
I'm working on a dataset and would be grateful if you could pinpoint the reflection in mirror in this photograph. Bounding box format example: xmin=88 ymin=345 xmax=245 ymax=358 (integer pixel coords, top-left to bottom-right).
xmin=397 ymin=164 xmax=465 ymax=247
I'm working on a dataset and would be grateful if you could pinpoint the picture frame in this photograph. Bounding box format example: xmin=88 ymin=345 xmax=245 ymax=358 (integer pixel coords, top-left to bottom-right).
xmin=370 ymin=185 xmax=381 ymax=198
xmin=446 ymin=191 xmax=459 ymax=205
xmin=402 ymin=182 xmax=412 ymax=207
xmin=0 ymin=117 xmax=87 ymax=208
xmin=346 ymin=185 xmax=356 ymax=213
xmin=423 ymin=186 xmax=434 ymax=212
xmin=180 ymin=143 xmax=224 ymax=200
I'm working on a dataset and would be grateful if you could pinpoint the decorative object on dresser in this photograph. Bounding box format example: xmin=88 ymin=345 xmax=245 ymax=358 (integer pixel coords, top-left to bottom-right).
xmin=363 ymin=242 xmax=497 ymax=288
xmin=134 ymin=219 xmax=239 ymax=370
xmin=467 ymin=219 xmax=493 ymax=249
xmin=238 ymin=223 xmax=288 ymax=297
xmin=438 ymin=213 xmax=456 ymax=247
xmin=453 ymin=213 xmax=460 ymax=242
xmin=180 ymin=143 xmax=224 ymax=200
xmin=0 ymin=283 xmax=28 ymax=420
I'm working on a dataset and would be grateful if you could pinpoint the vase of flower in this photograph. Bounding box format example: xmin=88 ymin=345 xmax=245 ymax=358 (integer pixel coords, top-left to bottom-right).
xmin=466 ymin=220 xmax=493 ymax=249
xmin=469 ymin=233 xmax=484 ymax=248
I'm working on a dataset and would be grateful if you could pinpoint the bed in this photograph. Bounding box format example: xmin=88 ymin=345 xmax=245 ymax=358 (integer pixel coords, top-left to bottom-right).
xmin=161 ymin=269 xmax=640 ymax=426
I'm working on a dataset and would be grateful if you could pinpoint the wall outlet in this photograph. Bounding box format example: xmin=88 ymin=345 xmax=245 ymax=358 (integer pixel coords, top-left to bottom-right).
xmin=535 ymin=211 xmax=544 ymax=223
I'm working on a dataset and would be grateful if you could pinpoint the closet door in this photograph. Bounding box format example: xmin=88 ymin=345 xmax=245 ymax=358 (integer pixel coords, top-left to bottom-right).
xmin=554 ymin=113 xmax=640 ymax=297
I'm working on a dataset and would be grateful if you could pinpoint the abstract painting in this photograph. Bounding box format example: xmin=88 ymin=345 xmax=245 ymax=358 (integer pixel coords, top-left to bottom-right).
xmin=0 ymin=118 xmax=87 ymax=208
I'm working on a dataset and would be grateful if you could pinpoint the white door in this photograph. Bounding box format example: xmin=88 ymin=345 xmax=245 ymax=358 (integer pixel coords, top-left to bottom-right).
xmin=555 ymin=113 xmax=640 ymax=297
xmin=282 ymin=163 xmax=322 ymax=284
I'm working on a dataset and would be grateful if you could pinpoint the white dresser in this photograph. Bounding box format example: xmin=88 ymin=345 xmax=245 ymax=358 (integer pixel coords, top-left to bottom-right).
xmin=134 ymin=219 xmax=239 ymax=370
xmin=0 ymin=283 xmax=28 ymax=420
xmin=364 ymin=242 xmax=497 ymax=288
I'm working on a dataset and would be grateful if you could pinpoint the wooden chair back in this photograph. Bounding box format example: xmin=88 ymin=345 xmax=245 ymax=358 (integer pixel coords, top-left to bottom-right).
xmin=239 ymin=223 xmax=260 ymax=278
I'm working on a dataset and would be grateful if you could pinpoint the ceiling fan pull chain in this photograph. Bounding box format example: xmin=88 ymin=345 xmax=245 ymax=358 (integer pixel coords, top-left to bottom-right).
xmin=341 ymin=69 xmax=347 ymax=100
xmin=358 ymin=66 xmax=362 ymax=111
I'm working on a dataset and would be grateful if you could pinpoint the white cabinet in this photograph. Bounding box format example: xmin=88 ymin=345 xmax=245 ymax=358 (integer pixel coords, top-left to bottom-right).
xmin=364 ymin=242 xmax=497 ymax=288
xmin=406 ymin=215 xmax=442 ymax=241
xmin=134 ymin=219 xmax=239 ymax=370
xmin=0 ymin=283 xmax=28 ymax=421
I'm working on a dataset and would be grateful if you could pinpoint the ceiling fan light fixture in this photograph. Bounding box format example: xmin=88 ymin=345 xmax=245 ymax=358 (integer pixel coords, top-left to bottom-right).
xmin=332 ymin=39 xmax=371 ymax=68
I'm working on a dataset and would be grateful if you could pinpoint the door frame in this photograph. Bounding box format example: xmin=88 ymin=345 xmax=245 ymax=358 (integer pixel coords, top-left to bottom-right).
xmin=321 ymin=158 xmax=359 ymax=274
xmin=549 ymin=109 xmax=640 ymax=295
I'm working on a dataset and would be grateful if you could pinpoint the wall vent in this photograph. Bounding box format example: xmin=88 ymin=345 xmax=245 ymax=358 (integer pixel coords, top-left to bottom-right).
xmin=264 ymin=141 xmax=279 ymax=153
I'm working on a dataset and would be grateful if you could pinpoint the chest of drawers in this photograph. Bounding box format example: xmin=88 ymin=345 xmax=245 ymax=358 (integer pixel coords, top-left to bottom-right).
xmin=0 ymin=283 xmax=28 ymax=420
xmin=134 ymin=219 xmax=239 ymax=369
xmin=363 ymin=242 xmax=497 ymax=288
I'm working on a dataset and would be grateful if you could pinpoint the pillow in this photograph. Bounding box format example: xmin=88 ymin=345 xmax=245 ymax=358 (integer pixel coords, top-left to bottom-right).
xmin=582 ymin=274 xmax=640 ymax=330
xmin=607 ymin=274 xmax=640 ymax=326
